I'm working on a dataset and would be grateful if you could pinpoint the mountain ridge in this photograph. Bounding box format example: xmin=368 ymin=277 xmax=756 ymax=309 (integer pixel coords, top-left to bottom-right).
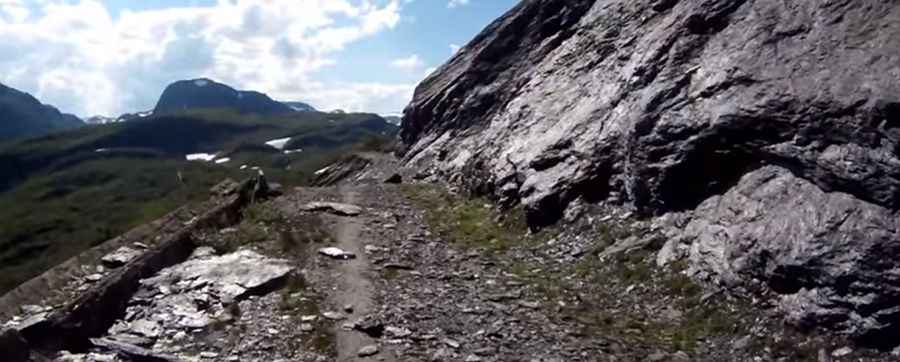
xmin=0 ymin=83 xmax=83 ymax=141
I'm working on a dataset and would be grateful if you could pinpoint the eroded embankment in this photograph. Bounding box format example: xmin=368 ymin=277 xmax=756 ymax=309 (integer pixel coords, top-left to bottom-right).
xmin=0 ymin=178 xmax=257 ymax=357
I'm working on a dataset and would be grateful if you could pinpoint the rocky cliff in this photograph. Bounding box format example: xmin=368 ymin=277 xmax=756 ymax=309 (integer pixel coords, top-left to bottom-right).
xmin=401 ymin=0 xmax=900 ymax=346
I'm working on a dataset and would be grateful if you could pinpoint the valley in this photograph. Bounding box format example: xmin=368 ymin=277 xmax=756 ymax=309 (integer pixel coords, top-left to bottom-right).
xmin=1 ymin=0 xmax=899 ymax=360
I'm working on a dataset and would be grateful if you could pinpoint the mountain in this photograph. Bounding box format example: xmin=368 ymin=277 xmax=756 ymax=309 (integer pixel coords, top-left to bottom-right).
xmin=153 ymin=78 xmax=293 ymax=116
xmin=0 ymin=83 xmax=83 ymax=140
xmin=402 ymin=0 xmax=900 ymax=347
xmin=281 ymin=101 xmax=317 ymax=112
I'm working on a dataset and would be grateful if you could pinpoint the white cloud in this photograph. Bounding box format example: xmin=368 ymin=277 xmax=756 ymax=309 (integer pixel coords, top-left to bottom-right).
xmin=0 ymin=0 xmax=30 ymax=23
xmin=390 ymin=54 xmax=425 ymax=72
xmin=448 ymin=0 xmax=470 ymax=9
xmin=0 ymin=0 xmax=409 ymax=116
xmin=449 ymin=43 xmax=461 ymax=54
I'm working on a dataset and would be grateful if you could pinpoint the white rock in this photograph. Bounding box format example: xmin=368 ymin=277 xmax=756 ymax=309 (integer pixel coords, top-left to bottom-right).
xmin=318 ymin=247 xmax=357 ymax=260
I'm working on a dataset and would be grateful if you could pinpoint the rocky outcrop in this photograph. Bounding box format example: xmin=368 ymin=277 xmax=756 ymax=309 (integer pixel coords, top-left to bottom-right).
xmin=0 ymin=179 xmax=255 ymax=356
xmin=401 ymin=0 xmax=900 ymax=345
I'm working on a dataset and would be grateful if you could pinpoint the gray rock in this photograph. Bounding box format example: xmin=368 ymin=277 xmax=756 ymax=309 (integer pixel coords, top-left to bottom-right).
xmin=357 ymin=344 xmax=379 ymax=357
xmin=682 ymin=166 xmax=900 ymax=341
xmin=301 ymin=202 xmax=364 ymax=216
xmin=400 ymin=0 xmax=900 ymax=344
xmin=831 ymin=347 xmax=853 ymax=358
xmin=318 ymin=247 xmax=357 ymax=260
xmin=90 ymin=337 xmax=180 ymax=362
xmin=101 ymin=247 xmax=142 ymax=268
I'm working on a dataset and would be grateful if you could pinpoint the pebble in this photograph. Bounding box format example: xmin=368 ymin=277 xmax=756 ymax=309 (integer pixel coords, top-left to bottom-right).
xmin=832 ymin=347 xmax=853 ymax=358
xmin=358 ymin=345 xmax=379 ymax=357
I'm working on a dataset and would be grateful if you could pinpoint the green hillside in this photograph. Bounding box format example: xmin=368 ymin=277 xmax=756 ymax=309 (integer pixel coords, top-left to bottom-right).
xmin=0 ymin=109 xmax=396 ymax=293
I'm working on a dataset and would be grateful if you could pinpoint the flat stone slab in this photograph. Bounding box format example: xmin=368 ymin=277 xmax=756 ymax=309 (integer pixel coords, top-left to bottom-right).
xmin=300 ymin=202 xmax=363 ymax=216
xmin=318 ymin=247 xmax=357 ymax=260
xmin=104 ymin=249 xmax=293 ymax=350
xmin=101 ymin=247 xmax=143 ymax=268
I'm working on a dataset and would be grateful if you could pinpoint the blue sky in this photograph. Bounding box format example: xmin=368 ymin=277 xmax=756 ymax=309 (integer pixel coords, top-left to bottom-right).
xmin=0 ymin=0 xmax=517 ymax=117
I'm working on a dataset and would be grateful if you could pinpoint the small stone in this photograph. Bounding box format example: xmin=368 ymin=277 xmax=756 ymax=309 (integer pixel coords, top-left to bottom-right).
xmin=322 ymin=311 xmax=345 ymax=320
xmin=300 ymin=323 xmax=315 ymax=332
xmin=671 ymin=351 xmax=690 ymax=361
xmin=518 ymin=301 xmax=540 ymax=309
xmin=358 ymin=345 xmax=379 ymax=357
xmin=318 ymin=247 xmax=357 ymax=260
xmin=443 ymin=338 xmax=461 ymax=348
xmin=465 ymin=355 xmax=483 ymax=362
xmin=832 ymin=347 xmax=852 ymax=358
xmin=85 ymin=273 xmax=104 ymax=282
xmin=733 ymin=335 xmax=752 ymax=350
xmin=101 ymin=246 xmax=142 ymax=268
xmin=200 ymin=352 xmax=219 ymax=359
xmin=385 ymin=326 xmax=412 ymax=338
xmin=301 ymin=315 xmax=318 ymax=322
xmin=344 ymin=304 xmax=354 ymax=313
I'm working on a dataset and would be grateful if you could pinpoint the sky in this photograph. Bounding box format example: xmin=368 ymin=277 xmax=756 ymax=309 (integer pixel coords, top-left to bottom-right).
xmin=0 ymin=0 xmax=518 ymax=117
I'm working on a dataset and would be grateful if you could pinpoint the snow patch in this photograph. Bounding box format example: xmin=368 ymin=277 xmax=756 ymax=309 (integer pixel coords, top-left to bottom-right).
xmin=186 ymin=153 xmax=218 ymax=162
xmin=214 ymin=158 xmax=231 ymax=164
xmin=284 ymin=149 xmax=303 ymax=155
xmin=314 ymin=166 xmax=331 ymax=175
xmin=194 ymin=79 xmax=210 ymax=87
xmin=95 ymin=148 xmax=109 ymax=153
xmin=265 ymin=137 xmax=291 ymax=150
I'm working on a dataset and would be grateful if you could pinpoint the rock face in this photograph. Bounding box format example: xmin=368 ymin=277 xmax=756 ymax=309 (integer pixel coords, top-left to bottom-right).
xmin=153 ymin=78 xmax=293 ymax=115
xmin=401 ymin=0 xmax=900 ymax=344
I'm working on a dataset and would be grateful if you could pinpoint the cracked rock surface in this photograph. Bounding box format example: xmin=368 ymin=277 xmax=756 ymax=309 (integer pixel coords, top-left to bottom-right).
xmin=401 ymin=0 xmax=900 ymax=342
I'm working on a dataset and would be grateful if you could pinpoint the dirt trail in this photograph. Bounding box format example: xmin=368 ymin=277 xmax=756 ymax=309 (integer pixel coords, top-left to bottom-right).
xmin=329 ymin=186 xmax=392 ymax=362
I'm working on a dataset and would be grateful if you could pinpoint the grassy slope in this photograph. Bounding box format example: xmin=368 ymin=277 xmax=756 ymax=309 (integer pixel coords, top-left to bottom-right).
xmin=0 ymin=109 xmax=396 ymax=293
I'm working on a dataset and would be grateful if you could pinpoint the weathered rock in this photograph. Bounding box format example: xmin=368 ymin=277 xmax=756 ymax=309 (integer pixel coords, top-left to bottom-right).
xmin=301 ymin=202 xmax=363 ymax=216
xmin=357 ymin=344 xmax=379 ymax=357
xmin=680 ymin=166 xmax=900 ymax=343
xmin=318 ymin=247 xmax=357 ymax=260
xmin=352 ymin=315 xmax=385 ymax=338
xmin=310 ymin=155 xmax=372 ymax=187
xmin=91 ymin=337 xmax=181 ymax=362
xmin=400 ymin=0 xmax=900 ymax=343
xmin=101 ymin=247 xmax=142 ymax=268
